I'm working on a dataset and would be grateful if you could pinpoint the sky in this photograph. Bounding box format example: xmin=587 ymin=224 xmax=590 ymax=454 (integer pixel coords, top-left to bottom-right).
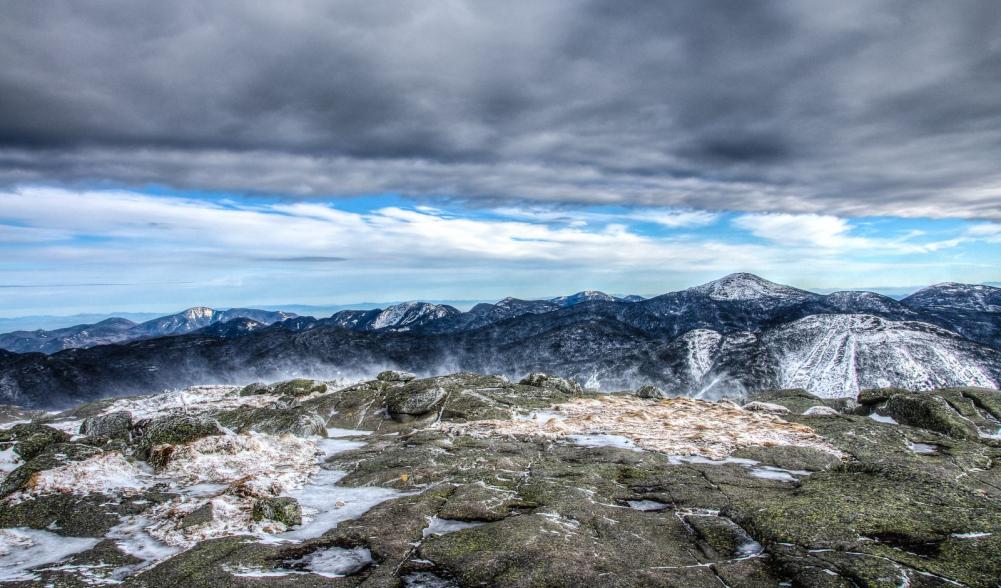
xmin=0 ymin=1 xmax=999 ymax=317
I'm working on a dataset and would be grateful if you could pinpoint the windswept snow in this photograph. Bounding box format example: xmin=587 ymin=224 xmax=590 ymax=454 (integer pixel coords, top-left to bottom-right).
xmin=14 ymin=452 xmax=151 ymax=501
xmin=100 ymin=385 xmax=279 ymax=421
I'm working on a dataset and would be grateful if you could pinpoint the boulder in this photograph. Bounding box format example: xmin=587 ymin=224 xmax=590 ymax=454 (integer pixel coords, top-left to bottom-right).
xmin=252 ymin=496 xmax=302 ymax=527
xmin=133 ymin=414 xmax=224 ymax=461
xmin=80 ymin=411 xmax=134 ymax=440
xmin=387 ymin=383 xmax=448 ymax=418
xmin=9 ymin=423 xmax=71 ymax=461
xmin=271 ymin=379 xmax=327 ymax=398
xmin=216 ymin=406 xmax=326 ymax=437
xmin=740 ymin=401 xmax=790 ymax=415
xmin=518 ymin=373 xmax=582 ymax=395
xmin=858 ymin=387 xmax=905 ymax=406
xmin=880 ymin=393 xmax=978 ymax=440
xmin=377 ymin=370 xmax=417 ymax=383
xmin=636 ymin=385 xmax=667 ymax=399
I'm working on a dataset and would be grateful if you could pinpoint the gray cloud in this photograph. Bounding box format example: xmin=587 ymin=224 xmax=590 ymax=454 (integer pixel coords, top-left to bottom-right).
xmin=1 ymin=1 xmax=1000 ymax=217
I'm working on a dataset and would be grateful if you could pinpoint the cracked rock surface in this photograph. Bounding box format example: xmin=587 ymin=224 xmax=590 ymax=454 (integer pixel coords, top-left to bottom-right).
xmin=0 ymin=375 xmax=1000 ymax=587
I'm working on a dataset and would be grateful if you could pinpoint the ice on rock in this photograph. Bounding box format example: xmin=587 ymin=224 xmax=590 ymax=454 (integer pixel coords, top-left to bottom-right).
xmin=627 ymin=500 xmax=669 ymax=512
xmin=277 ymin=469 xmax=401 ymax=541
xmin=0 ymin=528 xmax=99 ymax=582
xmin=325 ymin=427 xmax=373 ymax=438
xmin=422 ymin=516 xmax=486 ymax=537
xmin=298 ymin=546 xmax=373 ymax=577
xmin=869 ymin=413 xmax=898 ymax=425
xmin=908 ymin=442 xmax=938 ymax=454
xmin=570 ymin=433 xmax=641 ymax=451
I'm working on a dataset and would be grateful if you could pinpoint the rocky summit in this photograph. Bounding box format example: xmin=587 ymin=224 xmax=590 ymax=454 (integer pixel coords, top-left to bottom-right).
xmin=0 ymin=372 xmax=999 ymax=587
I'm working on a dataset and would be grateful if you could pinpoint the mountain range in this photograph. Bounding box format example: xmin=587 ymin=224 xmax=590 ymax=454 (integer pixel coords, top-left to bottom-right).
xmin=0 ymin=307 xmax=296 ymax=354
xmin=0 ymin=273 xmax=998 ymax=408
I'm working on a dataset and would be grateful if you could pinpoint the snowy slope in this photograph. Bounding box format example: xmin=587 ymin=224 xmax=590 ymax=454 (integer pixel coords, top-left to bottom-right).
xmin=762 ymin=314 xmax=999 ymax=397
xmin=368 ymin=302 xmax=461 ymax=331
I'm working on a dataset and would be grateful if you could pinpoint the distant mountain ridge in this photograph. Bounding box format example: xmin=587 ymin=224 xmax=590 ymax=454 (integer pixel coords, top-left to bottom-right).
xmin=0 ymin=273 xmax=998 ymax=408
xmin=0 ymin=307 xmax=295 ymax=353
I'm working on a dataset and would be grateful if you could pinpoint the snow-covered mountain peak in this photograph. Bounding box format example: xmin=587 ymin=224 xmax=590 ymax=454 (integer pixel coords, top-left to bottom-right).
xmin=691 ymin=273 xmax=810 ymax=301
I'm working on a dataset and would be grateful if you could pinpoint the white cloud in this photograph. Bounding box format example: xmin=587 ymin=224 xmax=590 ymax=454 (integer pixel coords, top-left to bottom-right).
xmin=0 ymin=187 xmax=747 ymax=270
xmin=731 ymin=213 xmax=964 ymax=254
xmin=0 ymin=187 xmax=995 ymax=316
xmin=967 ymin=223 xmax=1001 ymax=242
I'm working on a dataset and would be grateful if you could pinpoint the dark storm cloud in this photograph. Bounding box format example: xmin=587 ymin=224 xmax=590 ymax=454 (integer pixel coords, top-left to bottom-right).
xmin=1 ymin=0 xmax=1000 ymax=217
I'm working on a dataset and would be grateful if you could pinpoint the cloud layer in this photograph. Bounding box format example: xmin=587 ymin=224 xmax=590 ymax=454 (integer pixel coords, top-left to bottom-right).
xmin=0 ymin=187 xmax=995 ymax=316
xmin=2 ymin=1 xmax=1001 ymax=217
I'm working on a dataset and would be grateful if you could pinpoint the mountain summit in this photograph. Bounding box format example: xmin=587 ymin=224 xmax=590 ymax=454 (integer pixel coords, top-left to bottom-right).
xmin=690 ymin=273 xmax=813 ymax=301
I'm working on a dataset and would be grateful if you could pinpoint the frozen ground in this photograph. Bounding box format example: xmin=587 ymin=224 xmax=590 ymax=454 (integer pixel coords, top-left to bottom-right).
xmin=450 ymin=395 xmax=844 ymax=460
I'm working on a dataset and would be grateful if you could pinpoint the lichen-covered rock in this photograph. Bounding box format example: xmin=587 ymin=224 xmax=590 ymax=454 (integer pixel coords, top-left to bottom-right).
xmin=377 ymin=370 xmax=417 ymax=382
xmin=857 ymin=387 xmax=906 ymax=406
xmin=80 ymin=410 xmax=133 ymax=440
xmin=518 ymin=372 xmax=583 ymax=394
xmin=133 ymin=414 xmax=224 ymax=461
xmin=802 ymin=405 xmax=840 ymax=417
xmin=636 ymin=385 xmax=666 ymax=399
xmin=215 ymin=406 xmax=326 ymax=437
xmin=0 ymin=491 xmax=167 ymax=538
xmin=387 ymin=382 xmax=448 ymax=418
xmin=270 ymin=379 xmax=327 ymax=397
xmin=741 ymin=401 xmax=790 ymax=415
xmin=251 ymin=496 xmax=301 ymax=527
xmin=880 ymin=393 xmax=979 ymax=440
xmin=9 ymin=423 xmax=71 ymax=460
xmin=237 ymin=382 xmax=270 ymax=397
